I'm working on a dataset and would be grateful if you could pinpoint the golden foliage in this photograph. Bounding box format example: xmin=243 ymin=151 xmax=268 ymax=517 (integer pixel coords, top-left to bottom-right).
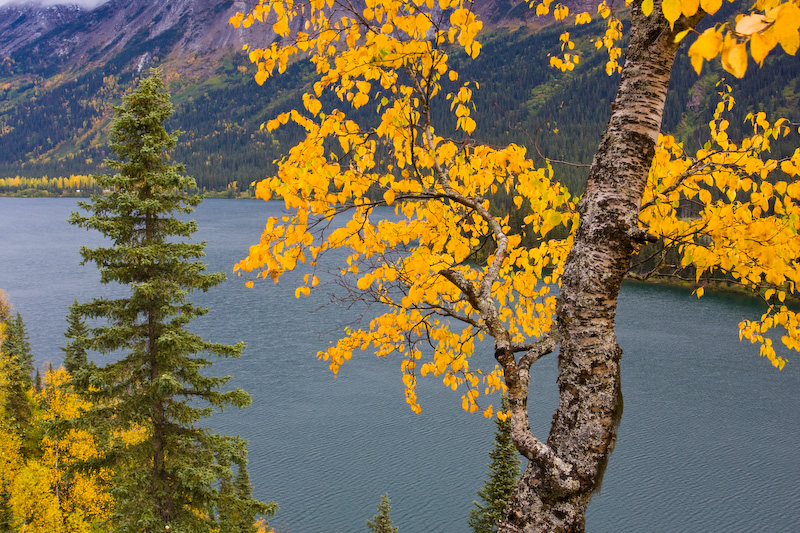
xmin=682 ymin=0 xmax=800 ymax=77
xmin=35 ymin=367 xmax=115 ymax=528
xmin=0 ymin=175 xmax=98 ymax=195
xmin=543 ymin=0 xmax=800 ymax=77
xmin=231 ymin=1 xmax=800 ymax=417
xmin=8 ymin=461 xmax=62 ymax=533
xmin=641 ymin=84 xmax=800 ymax=369
xmin=0 ymin=362 xmax=113 ymax=531
xmin=233 ymin=0 xmax=576 ymax=416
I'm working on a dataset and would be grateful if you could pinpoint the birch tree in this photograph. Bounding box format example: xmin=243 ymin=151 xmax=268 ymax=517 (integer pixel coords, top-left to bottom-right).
xmin=230 ymin=1 xmax=800 ymax=530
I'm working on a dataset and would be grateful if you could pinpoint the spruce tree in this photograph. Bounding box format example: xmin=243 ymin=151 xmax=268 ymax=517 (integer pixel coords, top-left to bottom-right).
xmin=1 ymin=313 xmax=33 ymax=384
xmin=0 ymin=290 xmax=10 ymax=330
xmin=61 ymin=300 xmax=90 ymax=375
xmin=0 ymin=294 xmax=18 ymax=532
xmin=0 ymin=312 xmax=35 ymax=435
xmin=69 ymin=69 xmax=273 ymax=532
xmin=366 ymin=493 xmax=398 ymax=533
xmin=218 ymin=447 xmax=276 ymax=533
xmin=468 ymin=395 xmax=521 ymax=533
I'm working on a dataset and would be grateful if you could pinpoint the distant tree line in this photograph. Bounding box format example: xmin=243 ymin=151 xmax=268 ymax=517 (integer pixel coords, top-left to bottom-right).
xmin=0 ymin=175 xmax=102 ymax=196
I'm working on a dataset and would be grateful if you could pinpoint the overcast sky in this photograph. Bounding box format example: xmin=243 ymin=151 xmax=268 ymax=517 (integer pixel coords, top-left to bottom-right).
xmin=0 ymin=0 xmax=110 ymax=8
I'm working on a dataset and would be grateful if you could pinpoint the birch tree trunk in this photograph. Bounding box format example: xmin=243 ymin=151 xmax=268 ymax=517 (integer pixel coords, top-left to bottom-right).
xmin=499 ymin=4 xmax=703 ymax=531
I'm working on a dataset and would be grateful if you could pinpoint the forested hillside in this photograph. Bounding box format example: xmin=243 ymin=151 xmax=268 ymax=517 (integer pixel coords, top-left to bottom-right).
xmin=0 ymin=1 xmax=798 ymax=192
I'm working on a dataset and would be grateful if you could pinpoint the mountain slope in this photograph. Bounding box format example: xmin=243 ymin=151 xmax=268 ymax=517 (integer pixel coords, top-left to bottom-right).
xmin=0 ymin=0 xmax=551 ymax=188
xmin=1 ymin=1 xmax=798 ymax=192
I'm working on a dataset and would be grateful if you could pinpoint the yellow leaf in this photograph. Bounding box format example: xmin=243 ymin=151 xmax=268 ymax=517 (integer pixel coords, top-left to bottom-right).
xmin=273 ymin=17 xmax=289 ymax=36
xmin=353 ymin=92 xmax=369 ymax=109
xmin=735 ymin=14 xmax=769 ymax=35
xmin=721 ymin=35 xmax=748 ymax=78
xmin=750 ymin=32 xmax=777 ymax=65
xmin=642 ymin=0 xmax=654 ymax=16
xmin=699 ymin=0 xmax=722 ymax=15
xmin=770 ymin=3 xmax=800 ymax=55
xmin=384 ymin=189 xmax=396 ymax=205
xmin=357 ymin=274 xmax=374 ymax=290
xmin=303 ymin=94 xmax=322 ymax=115
xmin=696 ymin=287 xmax=704 ymax=298
xmin=245 ymin=280 xmax=254 ymax=288
xmin=461 ymin=116 xmax=476 ymax=135
xmin=674 ymin=28 xmax=692 ymax=44
xmin=681 ymin=0 xmax=700 ymax=17
xmin=688 ymin=28 xmax=723 ymax=74
xmin=662 ymin=0 xmax=682 ymax=29
xmin=229 ymin=13 xmax=244 ymax=28
xmin=469 ymin=40 xmax=482 ymax=59
xmin=295 ymin=286 xmax=311 ymax=298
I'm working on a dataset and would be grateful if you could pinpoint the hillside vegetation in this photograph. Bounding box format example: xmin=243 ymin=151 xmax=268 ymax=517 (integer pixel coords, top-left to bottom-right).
xmin=0 ymin=4 xmax=798 ymax=193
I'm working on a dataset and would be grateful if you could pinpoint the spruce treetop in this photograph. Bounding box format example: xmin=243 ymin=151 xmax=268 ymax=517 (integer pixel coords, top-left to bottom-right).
xmin=366 ymin=493 xmax=398 ymax=533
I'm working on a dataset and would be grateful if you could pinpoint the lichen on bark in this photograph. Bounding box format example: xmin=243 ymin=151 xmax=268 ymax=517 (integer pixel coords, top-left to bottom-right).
xmin=499 ymin=3 xmax=705 ymax=531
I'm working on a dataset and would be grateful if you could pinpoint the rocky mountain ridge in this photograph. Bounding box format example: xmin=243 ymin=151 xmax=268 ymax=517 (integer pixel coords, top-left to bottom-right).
xmin=0 ymin=0 xmax=557 ymax=76
xmin=0 ymin=0 xmax=268 ymax=76
xmin=0 ymin=3 xmax=84 ymax=57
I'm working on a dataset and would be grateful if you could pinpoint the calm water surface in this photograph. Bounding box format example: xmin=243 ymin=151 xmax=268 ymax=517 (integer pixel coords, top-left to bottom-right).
xmin=1 ymin=197 xmax=798 ymax=532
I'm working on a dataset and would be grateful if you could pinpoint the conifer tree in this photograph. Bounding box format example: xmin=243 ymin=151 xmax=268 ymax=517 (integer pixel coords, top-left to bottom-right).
xmin=1 ymin=313 xmax=33 ymax=385
xmin=468 ymin=396 xmax=520 ymax=533
xmin=366 ymin=493 xmax=398 ymax=533
xmin=69 ymin=69 xmax=273 ymax=532
xmin=0 ymin=312 xmax=35 ymax=437
xmin=61 ymin=300 xmax=89 ymax=375
xmin=0 ymin=291 xmax=18 ymax=533
xmin=218 ymin=449 xmax=276 ymax=533
xmin=0 ymin=290 xmax=10 ymax=326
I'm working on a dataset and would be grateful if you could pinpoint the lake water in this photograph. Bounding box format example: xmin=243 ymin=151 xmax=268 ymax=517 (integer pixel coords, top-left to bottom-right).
xmin=0 ymin=197 xmax=798 ymax=532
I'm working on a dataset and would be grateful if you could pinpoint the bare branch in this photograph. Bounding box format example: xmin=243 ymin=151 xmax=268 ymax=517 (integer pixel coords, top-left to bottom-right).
xmin=517 ymin=333 xmax=558 ymax=369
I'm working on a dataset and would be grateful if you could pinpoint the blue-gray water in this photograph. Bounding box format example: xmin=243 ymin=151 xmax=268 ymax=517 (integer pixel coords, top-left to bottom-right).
xmin=0 ymin=197 xmax=798 ymax=532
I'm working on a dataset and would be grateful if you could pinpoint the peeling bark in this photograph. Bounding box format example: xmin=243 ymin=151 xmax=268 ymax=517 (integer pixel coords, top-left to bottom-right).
xmin=499 ymin=4 xmax=704 ymax=531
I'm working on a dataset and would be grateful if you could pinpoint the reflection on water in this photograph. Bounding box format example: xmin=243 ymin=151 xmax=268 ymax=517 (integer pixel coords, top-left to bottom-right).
xmin=1 ymin=198 xmax=798 ymax=532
